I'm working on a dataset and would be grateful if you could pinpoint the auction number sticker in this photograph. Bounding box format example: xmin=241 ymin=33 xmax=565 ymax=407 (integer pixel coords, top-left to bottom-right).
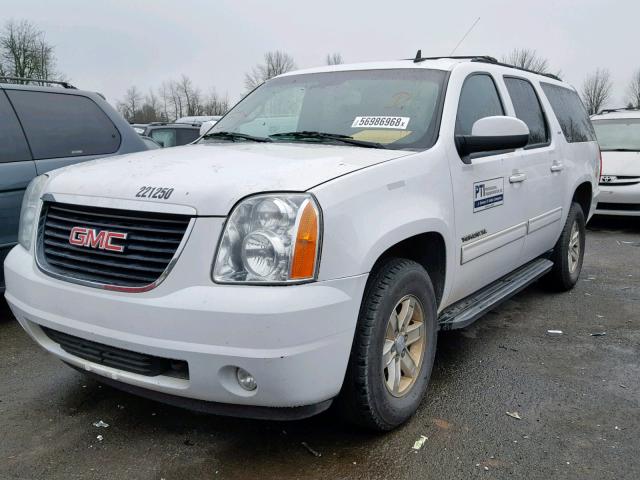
xmin=351 ymin=116 xmax=410 ymax=129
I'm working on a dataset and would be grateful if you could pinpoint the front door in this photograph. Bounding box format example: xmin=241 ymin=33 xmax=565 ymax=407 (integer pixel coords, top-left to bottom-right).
xmin=446 ymin=73 xmax=529 ymax=304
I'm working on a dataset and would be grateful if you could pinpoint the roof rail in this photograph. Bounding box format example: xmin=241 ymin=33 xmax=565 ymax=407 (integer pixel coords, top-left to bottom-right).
xmin=409 ymin=50 xmax=498 ymax=64
xmin=0 ymin=76 xmax=76 ymax=89
xmin=597 ymin=107 xmax=640 ymax=115
xmin=471 ymin=58 xmax=562 ymax=81
xmin=406 ymin=51 xmax=562 ymax=81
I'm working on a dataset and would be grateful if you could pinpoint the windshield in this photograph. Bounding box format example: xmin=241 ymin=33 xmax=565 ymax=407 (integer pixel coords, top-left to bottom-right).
xmin=592 ymin=118 xmax=640 ymax=151
xmin=201 ymin=69 xmax=448 ymax=150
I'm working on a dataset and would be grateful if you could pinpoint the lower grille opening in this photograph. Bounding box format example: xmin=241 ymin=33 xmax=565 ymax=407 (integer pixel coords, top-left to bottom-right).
xmin=42 ymin=327 xmax=189 ymax=379
xmin=598 ymin=202 xmax=640 ymax=212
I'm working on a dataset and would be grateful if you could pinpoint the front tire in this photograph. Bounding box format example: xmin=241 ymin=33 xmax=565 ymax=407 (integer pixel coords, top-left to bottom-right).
xmin=545 ymin=202 xmax=586 ymax=291
xmin=337 ymin=258 xmax=438 ymax=431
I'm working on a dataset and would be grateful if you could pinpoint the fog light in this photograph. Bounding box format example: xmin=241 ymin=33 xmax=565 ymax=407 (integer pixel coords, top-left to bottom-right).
xmin=236 ymin=367 xmax=257 ymax=391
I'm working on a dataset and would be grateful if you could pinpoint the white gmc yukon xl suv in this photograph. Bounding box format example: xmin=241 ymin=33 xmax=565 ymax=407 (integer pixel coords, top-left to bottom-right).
xmin=4 ymin=55 xmax=600 ymax=430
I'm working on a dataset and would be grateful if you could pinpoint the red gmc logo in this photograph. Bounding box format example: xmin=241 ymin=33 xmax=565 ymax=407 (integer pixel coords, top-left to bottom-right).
xmin=69 ymin=227 xmax=128 ymax=253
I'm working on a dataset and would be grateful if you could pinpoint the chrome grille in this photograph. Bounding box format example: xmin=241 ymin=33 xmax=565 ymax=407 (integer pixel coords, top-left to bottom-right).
xmin=37 ymin=202 xmax=191 ymax=289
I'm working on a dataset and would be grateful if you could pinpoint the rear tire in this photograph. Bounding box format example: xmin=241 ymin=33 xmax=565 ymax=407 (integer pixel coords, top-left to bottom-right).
xmin=544 ymin=202 xmax=586 ymax=291
xmin=337 ymin=258 xmax=438 ymax=431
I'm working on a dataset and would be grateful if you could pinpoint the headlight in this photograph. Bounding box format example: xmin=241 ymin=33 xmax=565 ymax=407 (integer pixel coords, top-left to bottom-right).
xmin=213 ymin=193 xmax=322 ymax=284
xmin=18 ymin=175 xmax=48 ymax=251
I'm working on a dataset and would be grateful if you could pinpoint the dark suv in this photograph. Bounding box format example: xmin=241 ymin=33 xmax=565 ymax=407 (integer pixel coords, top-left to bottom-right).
xmin=0 ymin=78 xmax=147 ymax=291
xmin=142 ymin=123 xmax=201 ymax=148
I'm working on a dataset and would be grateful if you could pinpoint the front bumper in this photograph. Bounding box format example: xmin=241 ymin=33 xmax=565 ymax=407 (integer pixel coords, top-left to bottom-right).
xmin=4 ymin=244 xmax=368 ymax=411
xmin=595 ymin=182 xmax=640 ymax=216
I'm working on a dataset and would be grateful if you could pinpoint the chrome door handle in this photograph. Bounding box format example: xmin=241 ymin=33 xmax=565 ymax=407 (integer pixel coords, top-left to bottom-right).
xmin=509 ymin=173 xmax=527 ymax=183
xmin=550 ymin=163 xmax=564 ymax=172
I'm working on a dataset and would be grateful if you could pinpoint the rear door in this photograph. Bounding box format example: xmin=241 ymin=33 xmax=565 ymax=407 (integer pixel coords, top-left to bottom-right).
xmin=446 ymin=72 xmax=530 ymax=303
xmin=503 ymin=76 xmax=563 ymax=261
xmin=5 ymin=89 xmax=122 ymax=174
xmin=0 ymin=89 xmax=36 ymax=288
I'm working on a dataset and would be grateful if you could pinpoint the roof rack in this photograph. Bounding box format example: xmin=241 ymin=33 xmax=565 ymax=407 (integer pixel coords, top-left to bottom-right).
xmin=597 ymin=107 xmax=640 ymax=115
xmin=0 ymin=76 xmax=76 ymax=89
xmin=408 ymin=51 xmax=562 ymax=81
xmin=410 ymin=50 xmax=498 ymax=64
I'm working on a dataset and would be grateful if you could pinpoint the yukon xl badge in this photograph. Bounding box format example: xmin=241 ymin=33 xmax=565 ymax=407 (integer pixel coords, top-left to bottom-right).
xmin=473 ymin=178 xmax=504 ymax=213
xmin=69 ymin=227 xmax=128 ymax=253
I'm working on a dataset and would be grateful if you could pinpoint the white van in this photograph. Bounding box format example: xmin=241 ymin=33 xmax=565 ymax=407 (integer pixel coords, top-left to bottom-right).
xmin=4 ymin=55 xmax=599 ymax=430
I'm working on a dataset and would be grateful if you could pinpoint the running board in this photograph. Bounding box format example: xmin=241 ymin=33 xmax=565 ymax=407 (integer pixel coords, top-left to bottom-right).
xmin=438 ymin=258 xmax=553 ymax=331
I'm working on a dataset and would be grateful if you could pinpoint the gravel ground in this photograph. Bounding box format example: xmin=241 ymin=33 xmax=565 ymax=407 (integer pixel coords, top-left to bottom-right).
xmin=1 ymin=216 xmax=638 ymax=480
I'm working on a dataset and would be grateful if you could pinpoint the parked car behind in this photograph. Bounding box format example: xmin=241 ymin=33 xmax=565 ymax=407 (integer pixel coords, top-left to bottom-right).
xmin=199 ymin=116 xmax=222 ymax=136
xmin=175 ymin=115 xmax=219 ymax=125
xmin=0 ymin=77 xmax=147 ymax=291
xmin=591 ymin=108 xmax=640 ymax=216
xmin=4 ymin=56 xmax=599 ymax=430
xmin=141 ymin=123 xmax=201 ymax=148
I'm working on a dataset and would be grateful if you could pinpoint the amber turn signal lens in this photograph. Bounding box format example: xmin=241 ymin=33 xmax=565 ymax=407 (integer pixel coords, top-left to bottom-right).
xmin=290 ymin=201 xmax=319 ymax=279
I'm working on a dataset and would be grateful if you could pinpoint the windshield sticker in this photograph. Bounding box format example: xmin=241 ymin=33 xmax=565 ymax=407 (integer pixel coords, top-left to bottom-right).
xmin=473 ymin=178 xmax=504 ymax=213
xmin=351 ymin=116 xmax=410 ymax=129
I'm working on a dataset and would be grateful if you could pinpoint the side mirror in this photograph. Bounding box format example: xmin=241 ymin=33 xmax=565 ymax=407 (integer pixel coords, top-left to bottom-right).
xmin=456 ymin=116 xmax=529 ymax=164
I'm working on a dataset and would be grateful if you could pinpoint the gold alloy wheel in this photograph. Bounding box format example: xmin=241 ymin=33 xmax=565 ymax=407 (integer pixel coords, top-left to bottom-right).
xmin=568 ymin=220 xmax=581 ymax=273
xmin=382 ymin=294 xmax=426 ymax=397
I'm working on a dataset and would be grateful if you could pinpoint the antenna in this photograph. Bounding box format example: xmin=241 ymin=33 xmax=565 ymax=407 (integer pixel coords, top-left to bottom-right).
xmin=450 ymin=17 xmax=480 ymax=55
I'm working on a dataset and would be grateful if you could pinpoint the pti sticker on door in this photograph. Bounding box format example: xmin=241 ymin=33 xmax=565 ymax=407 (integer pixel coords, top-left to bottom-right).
xmin=473 ymin=178 xmax=504 ymax=213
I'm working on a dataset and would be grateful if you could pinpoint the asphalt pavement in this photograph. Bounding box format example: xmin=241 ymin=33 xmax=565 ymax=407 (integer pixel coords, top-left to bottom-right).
xmin=1 ymin=216 xmax=638 ymax=480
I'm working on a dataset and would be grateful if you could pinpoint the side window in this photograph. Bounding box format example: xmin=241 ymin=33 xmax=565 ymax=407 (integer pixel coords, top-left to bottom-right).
xmin=177 ymin=128 xmax=200 ymax=145
xmin=0 ymin=91 xmax=32 ymax=163
xmin=149 ymin=129 xmax=176 ymax=148
xmin=455 ymin=74 xmax=505 ymax=136
xmin=504 ymin=77 xmax=549 ymax=146
xmin=6 ymin=90 xmax=121 ymax=160
xmin=541 ymin=83 xmax=595 ymax=143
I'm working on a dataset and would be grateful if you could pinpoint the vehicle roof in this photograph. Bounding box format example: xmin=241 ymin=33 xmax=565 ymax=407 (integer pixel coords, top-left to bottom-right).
xmin=277 ymin=57 xmax=567 ymax=86
xmin=591 ymin=109 xmax=640 ymax=121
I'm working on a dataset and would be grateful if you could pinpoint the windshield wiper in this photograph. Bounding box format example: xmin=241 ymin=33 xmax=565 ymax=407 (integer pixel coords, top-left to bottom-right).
xmin=270 ymin=131 xmax=387 ymax=149
xmin=203 ymin=131 xmax=272 ymax=143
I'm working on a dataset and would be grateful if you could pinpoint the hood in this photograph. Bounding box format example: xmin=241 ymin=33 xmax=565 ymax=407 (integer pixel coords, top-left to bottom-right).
xmin=601 ymin=151 xmax=640 ymax=176
xmin=45 ymin=143 xmax=411 ymax=215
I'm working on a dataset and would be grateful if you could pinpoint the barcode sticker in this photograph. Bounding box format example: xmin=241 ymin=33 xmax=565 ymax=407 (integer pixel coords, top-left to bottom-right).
xmin=351 ymin=116 xmax=410 ymax=129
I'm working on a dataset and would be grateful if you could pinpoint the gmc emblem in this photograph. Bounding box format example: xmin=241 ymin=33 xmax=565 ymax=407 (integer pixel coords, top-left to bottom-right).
xmin=69 ymin=227 xmax=128 ymax=253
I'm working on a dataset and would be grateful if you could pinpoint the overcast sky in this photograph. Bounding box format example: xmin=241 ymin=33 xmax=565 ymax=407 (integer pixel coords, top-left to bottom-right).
xmin=6 ymin=0 xmax=639 ymax=108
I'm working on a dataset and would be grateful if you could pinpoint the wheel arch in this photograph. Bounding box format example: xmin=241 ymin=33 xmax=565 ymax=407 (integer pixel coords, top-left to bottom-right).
xmin=572 ymin=181 xmax=593 ymax=218
xmin=366 ymin=226 xmax=449 ymax=308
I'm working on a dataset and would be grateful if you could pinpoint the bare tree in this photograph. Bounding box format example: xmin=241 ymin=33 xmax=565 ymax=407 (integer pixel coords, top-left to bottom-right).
xmin=627 ymin=69 xmax=640 ymax=108
xmin=0 ymin=19 xmax=61 ymax=82
xmin=244 ymin=50 xmax=296 ymax=91
xmin=581 ymin=68 xmax=612 ymax=115
xmin=326 ymin=53 xmax=343 ymax=65
xmin=117 ymin=86 xmax=143 ymax=122
xmin=203 ymin=89 xmax=230 ymax=115
xmin=502 ymin=48 xmax=560 ymax=77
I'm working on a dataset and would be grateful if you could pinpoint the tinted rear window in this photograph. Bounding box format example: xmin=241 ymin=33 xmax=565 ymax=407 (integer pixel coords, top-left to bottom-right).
xmin=7 ymin=90 xmax=121 ymax=159
xmin=0 ymin=91 xmax=32 ymax=163
xmin=177 ymin=128 xmax=199 ymax=145
xmin=541 ymin=83 xmax=595 ymax=143
xmin=504 ymin=77 xmax=548 ymax=146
